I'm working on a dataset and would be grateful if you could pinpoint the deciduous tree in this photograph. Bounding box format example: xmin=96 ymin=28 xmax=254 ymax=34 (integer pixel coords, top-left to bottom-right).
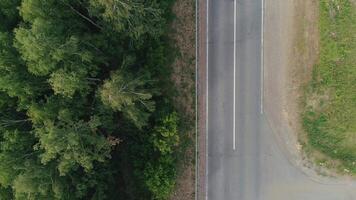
xmin=99 ymin=68 xmax=155 ymax=128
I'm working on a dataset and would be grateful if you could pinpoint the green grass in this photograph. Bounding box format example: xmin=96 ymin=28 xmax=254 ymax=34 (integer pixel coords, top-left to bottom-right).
xmin=303 ymin=0 xmax=356 ymax=174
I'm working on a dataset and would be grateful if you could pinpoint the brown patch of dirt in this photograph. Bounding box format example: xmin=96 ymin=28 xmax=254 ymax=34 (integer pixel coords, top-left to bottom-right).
xmin=170 ymin=0 xmax=195 ymax=120
xmin=305 ymin=90 xmax=331 ymax=113
xmin=169 ymin=0 xmax=196 ymax=199
xmin=264 ymin=0 xmax=339 ymax=177
xmin=286 ymin=0 xmax=319 ymax=147
xmin=170 ymin=149 xmax=195 ymax=200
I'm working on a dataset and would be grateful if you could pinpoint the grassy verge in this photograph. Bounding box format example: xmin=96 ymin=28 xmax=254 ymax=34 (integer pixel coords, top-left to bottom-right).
xmin=303 ymin=0 xmax=356 ymax=174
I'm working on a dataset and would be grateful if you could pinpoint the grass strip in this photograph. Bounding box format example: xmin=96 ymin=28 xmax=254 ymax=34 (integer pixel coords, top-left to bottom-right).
xmin=303 ymin=0 xmax=356 ymax=174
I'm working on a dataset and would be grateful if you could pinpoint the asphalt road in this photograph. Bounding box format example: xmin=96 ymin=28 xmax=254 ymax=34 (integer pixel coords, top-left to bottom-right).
xmin=206 ymin=0 xmax=356 ymax=199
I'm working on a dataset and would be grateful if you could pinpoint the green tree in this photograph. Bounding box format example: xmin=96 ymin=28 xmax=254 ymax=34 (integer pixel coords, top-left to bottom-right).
xmin=89 ymin=0 xmax=164 ymax=40
xmin=49 ymin=68 xmax=90 ymax=98
xmin=34 ymin=112 xmax=112 ymax=176
xmin=12 ymin=163 xmax=61 ymax=200
xmin=99 ymin=69 xmax=155 ymax=128
xmin=0 ymin=32 xmax=45 ymax=105
xmin=0 ymin=130 xmax=35 ymax=188
xmin=0 ymin=187 xmax=12 ymax=199
xmin=0 ymin=0 xmax=21 ymax=31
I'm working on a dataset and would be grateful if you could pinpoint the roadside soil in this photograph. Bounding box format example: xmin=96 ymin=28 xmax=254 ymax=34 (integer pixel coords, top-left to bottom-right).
xmin=169 ymin=0 xmax=196 ymax=199
xmin=264 ymin=0 xmax=338 ymax=176
xmin=266 ymin=0 xmax=354 ymax=179
xmin=284 ymin=0 xmax=319 ymax=148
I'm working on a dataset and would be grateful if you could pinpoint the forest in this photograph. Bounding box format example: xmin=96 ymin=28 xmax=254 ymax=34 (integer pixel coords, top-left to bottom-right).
xmin=0 ymin=0 xmax=182 ymax=199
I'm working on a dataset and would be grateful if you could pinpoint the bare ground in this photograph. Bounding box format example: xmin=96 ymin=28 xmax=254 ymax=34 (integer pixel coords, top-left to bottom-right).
xmin=264 ymin=0 xmax=309 ymax=161
xmin=264 ymin=0 xmax=335 ymax=176
xmin=282 ymin=0 xmax=334 ymax=176
xmin=169 ymin=0 xmax=196 ymax=199
xmin=285 ymin=0 xmax=319 ymax=144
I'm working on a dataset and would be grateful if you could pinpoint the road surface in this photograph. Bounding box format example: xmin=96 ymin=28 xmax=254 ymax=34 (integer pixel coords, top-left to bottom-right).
xmin=206 ymin=0 xmax=356 ymax=199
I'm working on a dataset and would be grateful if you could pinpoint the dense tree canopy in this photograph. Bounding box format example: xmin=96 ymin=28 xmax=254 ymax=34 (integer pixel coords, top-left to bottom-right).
xmin=0 ymin=0 xmax=178 ymax=199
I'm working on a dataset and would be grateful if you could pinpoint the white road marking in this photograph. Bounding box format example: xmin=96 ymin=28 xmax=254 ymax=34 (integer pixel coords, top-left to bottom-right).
xmin=233 ymin=0 xmax=237 ymax=151
xmin=260 ymin=0 xmax=265 ymax=114
xmin=206 ymin=0 xmax=209 ymax=199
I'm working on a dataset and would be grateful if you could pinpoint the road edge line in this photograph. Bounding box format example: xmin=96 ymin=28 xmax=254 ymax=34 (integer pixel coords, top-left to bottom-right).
xmin=233 ymin=0 xmax=237 ymax=151
xmin=260 ymin=0 xmax=265 ymax=114
xmin=205 ymin=0 xmax=209 ymax=199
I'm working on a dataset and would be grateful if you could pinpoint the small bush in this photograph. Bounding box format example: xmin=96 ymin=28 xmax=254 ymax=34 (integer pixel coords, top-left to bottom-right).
xmin=144 ymin=112 xmax=179 ymax=200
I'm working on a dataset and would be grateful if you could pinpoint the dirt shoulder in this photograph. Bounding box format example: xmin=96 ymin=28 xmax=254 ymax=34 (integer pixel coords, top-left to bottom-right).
xmin=264 ymin=0 xmax=322 ymax=173
xmin=284 ymin=0 xmax=319 ymax=145
xmin=169 ymin=0 xmax=196 ymax=199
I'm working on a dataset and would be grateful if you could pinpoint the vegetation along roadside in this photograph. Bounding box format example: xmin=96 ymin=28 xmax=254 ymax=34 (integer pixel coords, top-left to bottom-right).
xmin=169 ymin=0 xmax=196 ymax=199
xmin=302 ymin=0 xmax=356 ymax=175
xmin=0 ymin=0 xmax=194 ymax=199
